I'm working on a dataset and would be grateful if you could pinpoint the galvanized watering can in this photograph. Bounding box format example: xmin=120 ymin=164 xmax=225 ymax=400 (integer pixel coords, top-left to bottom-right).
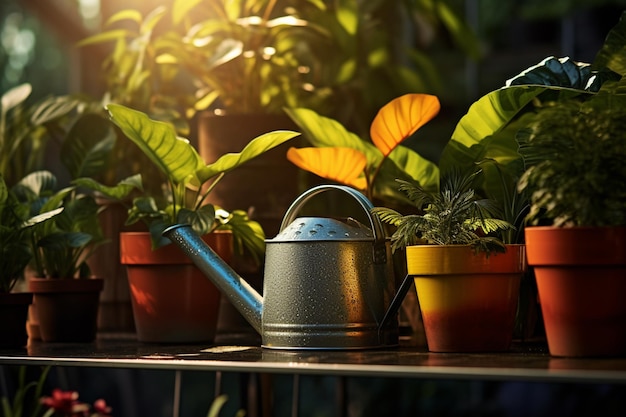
xmin=164 ymin=185 xmax=412 ymax=350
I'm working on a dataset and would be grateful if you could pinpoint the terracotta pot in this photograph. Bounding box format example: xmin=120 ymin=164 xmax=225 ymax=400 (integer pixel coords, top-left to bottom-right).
xmin=526 ymin=226 xmax=626 ymax=357
xmin=120 ymin=231 xmax=232 ymax=343
xmin=406 ymin=244 xmax=526 ymax=352
xmin=0 ymin=292 xmax=32 ymax=348
xmin=28 ymin=278 xmax=104 ymax=343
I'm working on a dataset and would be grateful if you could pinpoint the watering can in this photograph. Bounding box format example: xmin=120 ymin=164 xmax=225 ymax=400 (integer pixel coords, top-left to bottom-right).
xmin=164 ymin=185 xmax=413 ymax=350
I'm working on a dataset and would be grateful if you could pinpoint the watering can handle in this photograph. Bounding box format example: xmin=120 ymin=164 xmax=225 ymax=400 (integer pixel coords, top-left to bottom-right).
xmin=279 ymin=184 xmax=386 ymax=246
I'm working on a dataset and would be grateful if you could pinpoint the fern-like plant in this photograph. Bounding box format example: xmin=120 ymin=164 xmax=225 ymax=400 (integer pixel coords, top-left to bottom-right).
xmin=517 ymin=96 xmax=626 ymax=227
xmin=372 ymin=171 xmax=513 ymax=254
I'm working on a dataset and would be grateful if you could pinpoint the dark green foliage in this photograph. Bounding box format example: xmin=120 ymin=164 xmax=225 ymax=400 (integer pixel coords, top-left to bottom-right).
xmin=517 ymin=96 xmax=626 ymax=227
xmin=0 ymin=175 xmax=31 ymax=291
xmin=372 ymin=171 xmax=513 ymax=253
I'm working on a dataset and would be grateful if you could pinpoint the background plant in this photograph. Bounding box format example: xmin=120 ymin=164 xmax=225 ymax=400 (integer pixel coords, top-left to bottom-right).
xmin=78 ymin=0 xmax=480 ymax=137
xmin=0 ymin=174 xmax=62 ymax=290
xmin=1 ymin=366 xmax=50 ymax=417
xmin=0 ymin=84 xmax=81 ymax=187
xmin=9 ymin=104 xmax=136 ymax=279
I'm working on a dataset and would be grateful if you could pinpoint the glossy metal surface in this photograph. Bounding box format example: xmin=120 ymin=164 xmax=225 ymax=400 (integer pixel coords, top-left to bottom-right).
xmin=165 ymin=185 xmax=400 ymax=350
xmin=2 ymin=336 xmax=626 ymax=384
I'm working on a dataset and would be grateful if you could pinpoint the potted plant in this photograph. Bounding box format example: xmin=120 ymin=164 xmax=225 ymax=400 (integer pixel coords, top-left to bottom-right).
xmin=0 ymin=175 xmax=38 ymax=349
xmin=515 ymin=92 xmax=626 ymax=357
xmin=371 ymin=170 xmax=524 ymax=353
xmin=0 ymin=84 xmax=108 ymax=345
xmin=93 ymin=103 xmax=299 ymax=343
xmin=433 ymin=11 xmax=626 ymax=357
xmin=11 ymin=101 xmax=132 ymax=343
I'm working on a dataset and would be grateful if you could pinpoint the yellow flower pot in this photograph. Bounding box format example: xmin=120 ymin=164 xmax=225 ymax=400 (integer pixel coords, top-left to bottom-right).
xmin=407 ymin=244 xmax=526 ymax=352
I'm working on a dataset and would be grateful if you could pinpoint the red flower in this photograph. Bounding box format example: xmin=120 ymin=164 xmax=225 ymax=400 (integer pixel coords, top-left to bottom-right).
xmin=40 ymin=389 xmax=91 ymax=416
xmin=92 ymin=398 xmax=113 ymax=416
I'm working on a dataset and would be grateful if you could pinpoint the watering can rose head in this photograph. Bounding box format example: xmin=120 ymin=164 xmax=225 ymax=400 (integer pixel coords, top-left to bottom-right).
xmin=102 ymin=104 xmax=300 ymax=259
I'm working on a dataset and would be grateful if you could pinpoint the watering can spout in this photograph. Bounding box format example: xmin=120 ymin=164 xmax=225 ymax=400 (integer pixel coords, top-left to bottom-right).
xmin=163 ymin=224 xmax=263 ymax=335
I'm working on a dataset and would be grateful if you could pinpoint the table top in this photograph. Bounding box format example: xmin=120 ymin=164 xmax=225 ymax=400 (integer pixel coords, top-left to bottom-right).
xmin=2 ymin=334 xmax=626 ymax=384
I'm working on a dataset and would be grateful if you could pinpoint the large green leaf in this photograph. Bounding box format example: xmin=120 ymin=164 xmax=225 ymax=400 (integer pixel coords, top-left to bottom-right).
xmin=285 ymin=107 xmax=380 ymax=161
xmin=75 ymin=29 xmax=132 ymax=47
xmin=106 ymin=104 xmax=204 ymax=185
xmin=73 ymin=174 xmax=143 ymax=201
xmin=593 ymin=11 xmax=626 ymax=75
xmin=1 ymin=83 xmax=31 ymax=115
xmin=30 ymin=95 xmax=80 ymax=126
xmin=0 ymin=176 xmax=7 ymax=205
xmin=173 ymin=0 xmax=204 ymax=24
xmin=507 ymin=57 xmax=593 ymax=89
xmin=445 ymin=85 xmax=547 ymax=153
xmin=14 ymin=170 xmax=57 ymax=200
xmin=387 ymin=145 xmax=439 ymax=192
xmin=197 ymin=130 xmax=300 ymax=181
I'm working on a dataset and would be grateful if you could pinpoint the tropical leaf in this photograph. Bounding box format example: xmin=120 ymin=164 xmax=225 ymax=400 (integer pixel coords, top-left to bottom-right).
xmin=75 ymin=29 xmax=132 ymax=47
xmin=370 ymin=93 xmax=440 ymax=156
xmin=286 ymin=147 xmax=367 ymax=189
xmin=1 ymin=83 xmax=31 ymax=114
xmin=173 ymin=0 xmax=203 ymax=24
xmin=592 ymin=11 xmax=626 ymax=76
xmin=285 ymin=107 xmax=378 ymax=159
xmin=30 ymin=95 xmax=80 ymax=126
xmin=506 ymin=57 xmax=593 ymax=90
xmin=15 ymin=170 xmax=57 ymax=199
xmin=73 ymin=174 xmax=143 ymax=201
xmin=387 ymin=145 xmax=439 ymax=192
xmin=106 ymin=9 xmax=144 ymax=26
xmin=197 ymin=130 xmax=300 ymax=181
xmin=106 ymin=103 xmax=204 ymax=185
xmin=216 ymin=209 xmax=265 ymax=266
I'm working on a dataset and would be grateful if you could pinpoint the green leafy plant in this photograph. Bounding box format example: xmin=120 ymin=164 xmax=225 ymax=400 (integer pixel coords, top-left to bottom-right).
xmin=0 ymin=174 xmax=32 ymax=292
xmin=517 ymin=96 xmax=626 ymax=227
xmin=437 ymin=11 xmax=626 ymax=231
xmin=0 ymin=174 xmax=63 ymax=291
xmin=372 ymin=170 xmax=513 ymax=253
xmin=438 ymin=11 xmax=626 ymax=203
xmin=77 ymin=0 xmax=480 ymax=136
xmin=97 ymin=104 xmax=299 ymax=263
xmin=0 ymin=84 xmax=81 ymax=187
xmin=10 ymin=107 xmax=135 ymax=279
xmin=1 ymin=366 xmax=50 ymax=417
xmin=16 ymin=171 xmax=107 ymax=279
xmin=0 ymin=85 xmax=126 ymax=282
xmin=77 ymin=0 xmax=323 ymax=129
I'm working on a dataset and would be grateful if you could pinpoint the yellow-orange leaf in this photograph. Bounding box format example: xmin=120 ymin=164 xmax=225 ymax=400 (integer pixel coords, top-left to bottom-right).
xmin=286 ymin=147 xmax=367 ymax=190
xmin=370 ymin=94 xmax=441 ymax=156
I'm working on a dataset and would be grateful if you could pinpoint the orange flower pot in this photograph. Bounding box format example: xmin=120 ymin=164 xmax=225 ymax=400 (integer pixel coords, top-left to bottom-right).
xmin=120 ymin=231 xmax=232 ymax=343
xmin=407 ymin=245 xmax=526 ymax=352
xmin=526 ymin=226 xmax=626 ymax=357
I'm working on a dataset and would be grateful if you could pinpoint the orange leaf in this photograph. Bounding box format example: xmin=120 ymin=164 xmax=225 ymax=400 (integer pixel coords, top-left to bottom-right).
xmin=287 ymin=147 xmax=367 ymax=189
xmin=370 ymin=94 xmax=441 ymax=156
